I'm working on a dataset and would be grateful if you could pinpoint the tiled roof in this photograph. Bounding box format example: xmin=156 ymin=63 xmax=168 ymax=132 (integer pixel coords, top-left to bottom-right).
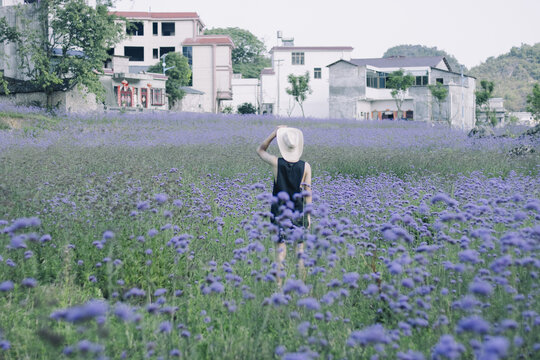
xmin=182 ymin=35 xmax=234 ymax=46
xmin=345 ymin=56 xmax=448 ymax=69
xmin=260 ymin=68 xmax=275 ymax=75
xmin=271 ymin=46 xmax=353 ymax=53
xmin=111 ymin=11 xmax=200 ymax=20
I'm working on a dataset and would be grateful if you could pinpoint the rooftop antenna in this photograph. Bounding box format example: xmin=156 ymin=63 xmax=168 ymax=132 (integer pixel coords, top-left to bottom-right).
xmin=277 ymin=30 xmax=282 ymax=47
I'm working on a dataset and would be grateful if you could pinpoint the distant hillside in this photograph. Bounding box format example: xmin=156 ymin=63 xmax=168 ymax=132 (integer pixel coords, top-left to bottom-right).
xmin=383 ymin=44 xmax=467 ymax=73
xmin=469 ymin=43 xmax=540 ymax=111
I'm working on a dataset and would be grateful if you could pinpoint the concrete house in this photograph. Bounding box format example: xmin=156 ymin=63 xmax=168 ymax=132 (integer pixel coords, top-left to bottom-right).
xmin=260 ymin=39 xmax=353 ymax=118
xmin=179 ymin=35 xmax=234 ymax=113
xmin=328 ymin=56 xmax=477 ymax=129
xmin=110 ymin=11 xmax=204 ymax=73
xmin=112 ymin=11 xmax=234 ymax=113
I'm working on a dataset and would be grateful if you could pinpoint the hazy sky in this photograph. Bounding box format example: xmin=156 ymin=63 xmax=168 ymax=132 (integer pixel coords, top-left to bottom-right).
xmin=112 ymin=0 xmax=540 ymax=69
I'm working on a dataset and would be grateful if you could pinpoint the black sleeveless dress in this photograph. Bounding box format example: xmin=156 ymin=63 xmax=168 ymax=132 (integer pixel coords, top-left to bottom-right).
xmin=271 ymin=158 xmax=306 ymax=228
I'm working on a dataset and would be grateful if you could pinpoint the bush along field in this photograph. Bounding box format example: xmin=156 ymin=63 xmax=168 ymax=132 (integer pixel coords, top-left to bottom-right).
xmin=0 ymin=103 xmax=539 ymax=359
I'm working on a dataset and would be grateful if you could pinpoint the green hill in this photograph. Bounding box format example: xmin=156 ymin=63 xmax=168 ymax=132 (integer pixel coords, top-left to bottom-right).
xmin=469 ymin=43 xmax=540 ymax=111
xmin=383 ymin=44 xmax=467 ymax=73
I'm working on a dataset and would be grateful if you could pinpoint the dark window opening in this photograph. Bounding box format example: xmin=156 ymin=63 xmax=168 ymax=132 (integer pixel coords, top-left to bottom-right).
xmin=160 ymin=47 xmax=175 ymax=58
xmin=182 ymin=46 xmax=193 ymax=66
xmin=314 ymin=67 xmax=321 ymax=79
xmin=124 ymin=46 xmax=144 ymax=62
xmin=153 ymin=22 xmax=158 ymax=35
xmin=414 ymin=75 xmax=429 ymax=86
xmin=153 ymin=48 xmax=158 ymax=59
xmin=162 ymin=22 xmax=175 ymax=36
xmin=127 ymin=22 xmax=144 ymax=36
xmin=291 ymin=52 xmax=304 ymax=65
xmin=406 ymin=110 xmax=414 ymax=120
xmin=436 ymin=78 xmax=444 ymax=84
xmin=107 ymin=48 xmax=115 ymax=56
xmin=366 ymin=70 xmax=389 ymax=88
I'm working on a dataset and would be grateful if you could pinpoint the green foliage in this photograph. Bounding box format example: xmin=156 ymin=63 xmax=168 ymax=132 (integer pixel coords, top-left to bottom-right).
xmin=204 ymin=27 xmax=271 ymax=78
xmin=0 ymin=17 xmax=20 ymax=43
xmin=0 ymin=18 xmax=20 ymax=95
xmin=286 ymin=72 xmax=312 ymax=117
xmin=147 ymin=52 xmax=191 ymax=107
xmin=387 ymin=69 xmax=415 ymax=117
xmin=469 ymin=43 xmax=540 ymax=111
xmin=526 ymin=82 xmax=540 ymax=121
xmin=428 ymin=82 xmax=449 ymax=123
xmin=383 ymin=44 xmax=467 ymax=72
xmin=221 ymin=105 xmax=234 ymax=114
xmin=475 ymin=80 xmax=497 ymax=126
xmin=16 ymin=0 xmax=124 ymax=106
xmin=237 ymin=102 xmax=257 ymax=114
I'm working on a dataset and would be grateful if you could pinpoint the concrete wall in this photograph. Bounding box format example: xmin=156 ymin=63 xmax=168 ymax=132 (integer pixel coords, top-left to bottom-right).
xmin=264 ymin=48 xmax=352 ymax=118
xmin=328 ymin=61 xmax=363 ymax=119
xmin=191 ymin=46 xmax=214 ymax=112
xmin=174 ymin=93 xmax=204 ymax=112
xmin=0 ymin=87 xmax=99 ymax=111
xmin=0 ymin=3 xmax=40 ymax=81
xmin=221 ymin=78 xmax=259 ymax=112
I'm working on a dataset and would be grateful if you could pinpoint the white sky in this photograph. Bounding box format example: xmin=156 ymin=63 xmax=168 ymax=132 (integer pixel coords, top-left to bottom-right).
xmin=112 ymin=0 xmax=540 ymax=69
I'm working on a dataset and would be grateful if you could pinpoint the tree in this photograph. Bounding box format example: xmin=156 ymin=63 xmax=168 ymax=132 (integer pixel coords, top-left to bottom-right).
xmin=475 ymin=80 xmax=496 ymax=126
xmin=526 ymin=83 xmax=540 ymax=122
xmin=286 ymin=72 xmax=312 ymax=117
xmin=16 ymin=0 xmax=124 ymax=108
xmin=204 ymin=27 xmax=271 ymax=78
xmin=0 ymin=18 xmax=20 ymax=94
xmin=147 ymin=52 xmax=191 ymax=108
xmin=428 ymin=82 xmax=449 ymax=124
xmin=237 ymin=102 xmax=257 ymax=114
xmin=386 ymin=69 xmax=415 ymax=119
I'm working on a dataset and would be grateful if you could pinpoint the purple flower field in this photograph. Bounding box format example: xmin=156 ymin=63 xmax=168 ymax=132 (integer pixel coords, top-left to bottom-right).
xmin=0 ymin=104 xmax=539 ymax=359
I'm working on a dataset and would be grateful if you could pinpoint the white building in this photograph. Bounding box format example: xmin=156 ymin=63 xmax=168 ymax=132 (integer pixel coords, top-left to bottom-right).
xmin=328 ymin=56 xmax=477 ymax=129
xmin=178 ymin=35 xmax=233 ymax=113
xmin=260 ymin=43 xmax=353 ymax=118
xmin=220 ymin=74 xmax=260 ymax=112
xmin=110 ymin=11 xmax=204 ymax=72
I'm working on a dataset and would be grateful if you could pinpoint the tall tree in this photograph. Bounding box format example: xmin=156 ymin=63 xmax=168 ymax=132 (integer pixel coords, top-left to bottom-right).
xmin=204 ymin=27 xmax=271 ymax=78
xmin=386 ymin=69 xmax=415 ymax=119
xmin=147 ymin=52 xmax=191 ymax=108
xmin=428 ymin=82 xmax=449 ymax=124
xmin=475 ymin=80 xmax=496 ymax=126
xmin=16 ymin=0 xmax=124 ymax=108
xmin=286 ymin=72 xmax=311 ymax=117
xmin=526 ymin=83 xmax=540 ymax=122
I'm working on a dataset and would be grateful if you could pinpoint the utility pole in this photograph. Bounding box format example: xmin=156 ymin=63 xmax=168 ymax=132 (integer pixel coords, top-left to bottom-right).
xmin=461 ymin=65 xmax=464 ymax=130
xmin=160 ymin=53 xmax=175 ymax=74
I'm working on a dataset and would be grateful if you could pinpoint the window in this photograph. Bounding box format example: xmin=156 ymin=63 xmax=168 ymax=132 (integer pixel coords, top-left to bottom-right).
xmin=124 ymin=46 xmax=144 ymax=62
xmin=160 ymin=47 xmax=175 ymax=58
xmin=151 ymin=88 xmax=164 ymax=106
xmin=107 ymin=48 xmax=115 ymax=56
xmin=291 ymin=52 xmax=304 ymax=65
xmin=436 ymin=78 xmax=444 ymax=84
xmin=153 ymin=22 xmax=158 ymax=35
xmin=314 ymin=68 xmax=321 ymax=79
xmin=153 ymin=49 xmax=158 ymax=59
xmin=366 ymin=70 xmax=389 ymax=89
xmin=414 ymin=75 xmax=429 ymax=86
xmin=182 ymin=46 xmax=192 ymax=66
xmin=127 ymin=22 xmax=144 ymax=36
xmin=162 ymin=22 xmax=175 ymax=36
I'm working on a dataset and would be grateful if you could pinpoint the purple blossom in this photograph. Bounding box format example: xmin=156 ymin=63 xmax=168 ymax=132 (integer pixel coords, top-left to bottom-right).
xmin=297 ymin=298 xmax=321 ymax=311
xmin=347 ymin=324 xmax=391 ymax=346
xmin=431 ymin=335 xmax=465 ymax=360
xmin=456 ymin=316 xmax=490 ymax=334
xmin=0 ymin=281 xmax=14 ymax=292
xmin=283 ymin=279 xmax=309 ymax=295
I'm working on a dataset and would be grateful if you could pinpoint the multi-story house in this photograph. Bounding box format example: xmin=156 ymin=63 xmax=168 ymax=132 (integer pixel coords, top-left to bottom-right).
xmin=110 ymin=11 xmax=204 ymax=72
xmin=259 ymin=39 xmax=353 ymax=118
xmin=112 ymin=11 xmax=233 ymax=113
xmin=328 ymin=56 xmax=477 ymax=129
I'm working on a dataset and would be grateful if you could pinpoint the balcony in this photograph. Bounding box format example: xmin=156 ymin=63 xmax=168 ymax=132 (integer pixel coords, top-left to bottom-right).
xmin=217 ymin=90 xmax=233 ymax=100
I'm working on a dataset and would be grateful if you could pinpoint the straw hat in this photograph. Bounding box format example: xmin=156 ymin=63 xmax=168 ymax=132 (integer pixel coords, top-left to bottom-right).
xmin=276 ymin=127 xmax=304 ymax=162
